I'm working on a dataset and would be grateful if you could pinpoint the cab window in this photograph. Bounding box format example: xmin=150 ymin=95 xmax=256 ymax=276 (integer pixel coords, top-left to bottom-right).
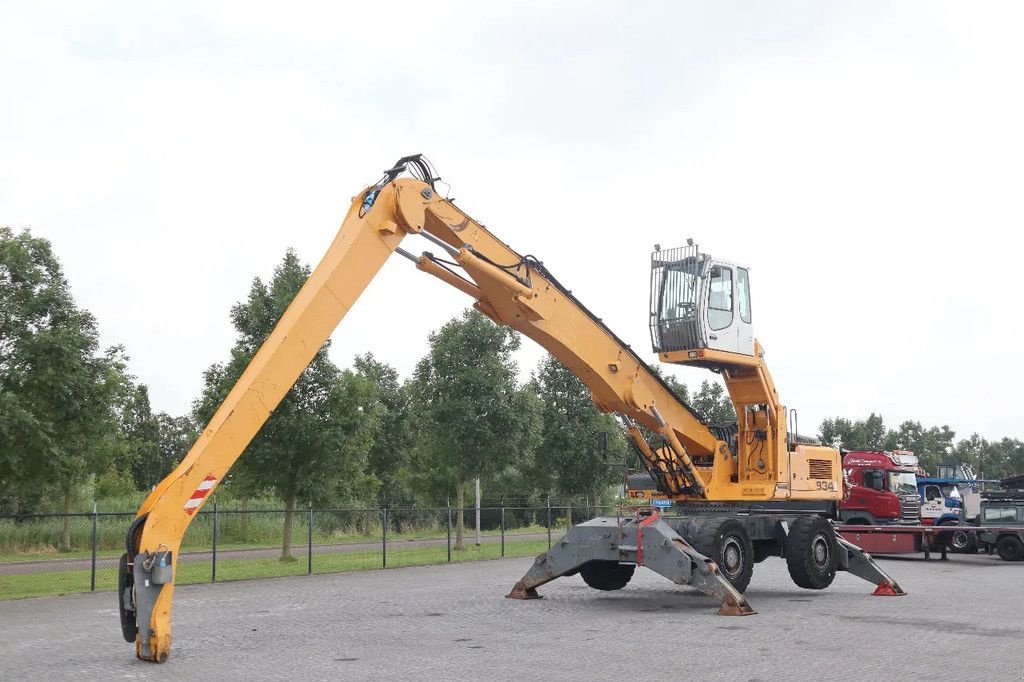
xmin=925 ymin=485 xmax=941 ymax=501
xmin=707 ymin=265 xmax=733 ymax=331
xmin=984 ymin=506 xmax=1018 ymax=521
xmin=862 ymin=469 xmax=884 ymax=491
xmin=737 ymin=267 xmax=751 ymax=323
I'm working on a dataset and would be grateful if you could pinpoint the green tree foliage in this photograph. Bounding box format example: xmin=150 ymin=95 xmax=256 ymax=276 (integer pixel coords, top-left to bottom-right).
xmin=409 ymin=309 xmax=534 ymax=549
xmin=882 ymin=421 xmax=955 ymax=473
xmin=820 ymin=413 xmax=887 ymax=450
xmin=691 ymin=380 xmax=736 ymax=424
xmin=194 ymin=249 xmax=380 ymax=559
xmin=530 ymin=354 xmax=625 ymax=515
xmin=0 ymin=227 xmax=128 ymax=540
xmin=818 ymin=413 xmax=1024 ymax=480
xmin=120 ymin=385 xmax=161 ymax=490
xmin=353 ymin=353 xmax=416 ymax=507
xmin=155 ymin=413 xmax=198 ymax=480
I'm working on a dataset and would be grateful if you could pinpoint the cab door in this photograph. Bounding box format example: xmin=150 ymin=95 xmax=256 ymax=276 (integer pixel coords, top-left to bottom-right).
xmin=921 ymin=484 xmax=944 ymax=523
xmin=702 ymin=261 xmax=755 ymax=356
xmin=735 ymin=267 xmax=754 ymax=356
xmin=704 ymin=262 xmax=738 ymax=353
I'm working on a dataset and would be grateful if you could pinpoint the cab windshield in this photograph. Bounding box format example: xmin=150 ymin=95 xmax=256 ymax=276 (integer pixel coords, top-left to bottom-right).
xmin=889 ymin=472 xmax=918 ymax=495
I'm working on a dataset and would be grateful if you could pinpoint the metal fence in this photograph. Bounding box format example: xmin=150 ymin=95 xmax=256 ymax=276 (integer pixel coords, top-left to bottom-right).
xmin=0 ymin=503 xmax=614 ymax=600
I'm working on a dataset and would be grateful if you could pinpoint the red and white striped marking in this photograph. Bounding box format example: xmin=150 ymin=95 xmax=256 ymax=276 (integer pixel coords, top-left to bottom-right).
xmin=183 ymin=475 xmax=217 ymax=516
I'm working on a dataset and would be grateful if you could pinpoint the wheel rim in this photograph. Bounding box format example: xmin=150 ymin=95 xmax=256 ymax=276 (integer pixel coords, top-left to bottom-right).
xmin=811 ymin=533 xmax=831 ymax=569
xmin=722 ymin=536 xmax=744 ymax=578
xmin=951 ymin=530 xmax=969 ymax=550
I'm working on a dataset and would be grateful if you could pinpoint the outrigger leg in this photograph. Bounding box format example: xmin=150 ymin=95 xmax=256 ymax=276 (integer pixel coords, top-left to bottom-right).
xmin=834 ymin=534 xmax=906 ymax=597
xmin=506 ymin=513 xmax=754 ymax=615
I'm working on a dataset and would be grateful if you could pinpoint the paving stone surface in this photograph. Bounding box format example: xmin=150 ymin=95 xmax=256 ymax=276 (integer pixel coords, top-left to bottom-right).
xmin=1 ymin=553 xmax=1021 ymax=680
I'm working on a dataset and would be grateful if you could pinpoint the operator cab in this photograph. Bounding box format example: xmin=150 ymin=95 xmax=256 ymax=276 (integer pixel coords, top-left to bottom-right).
xmin=649 ymin=241 xmax=754 ymax=360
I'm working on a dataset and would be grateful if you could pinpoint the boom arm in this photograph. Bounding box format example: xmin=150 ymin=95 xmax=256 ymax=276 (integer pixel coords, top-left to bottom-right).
xmin=124 ymin=156 xmax=827 ymax=661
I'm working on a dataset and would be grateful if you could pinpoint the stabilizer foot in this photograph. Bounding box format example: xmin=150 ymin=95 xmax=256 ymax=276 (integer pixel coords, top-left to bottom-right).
xmin=871 ymin=581 xmax=906 ymax=597
xmin=835 ymin=534 xmax=907 ymax=597
xmin=718 ymin=598 xmax=757 ymax=616
xmin=505 ymin=581 xmax=542 ymax=600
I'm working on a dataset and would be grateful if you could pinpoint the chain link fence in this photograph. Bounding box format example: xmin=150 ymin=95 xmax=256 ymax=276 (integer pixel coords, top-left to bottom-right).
xmin=0 ymin=503 xmax=616 ymax=600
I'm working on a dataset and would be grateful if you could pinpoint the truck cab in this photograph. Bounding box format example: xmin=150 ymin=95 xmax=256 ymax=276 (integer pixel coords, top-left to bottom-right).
xmin=917 ymin=477 xmax=964 ymax=526
xmin=840 ymin=450 xmax=921 ymax=525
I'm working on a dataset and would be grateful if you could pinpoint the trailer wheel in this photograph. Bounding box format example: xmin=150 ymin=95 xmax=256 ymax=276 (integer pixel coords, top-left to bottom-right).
xmin=691 ymin=519 xmax=754 ymax=593
xmin=948 ymin=528 xmax=975 ymax=553
xmin=996 ymin=535 xmax=1024 ymax=562
xmin=579 ymin=560 xmax=635 ymax=590
xmin=786 ymin=516 xmax=838 ymax=590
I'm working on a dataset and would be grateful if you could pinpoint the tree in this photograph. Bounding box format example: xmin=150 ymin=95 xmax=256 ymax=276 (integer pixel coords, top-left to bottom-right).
xmin=353 ymin=353 xmax=411 ymax=507
xmin=998 ymin=438 xmax=1024 ymax=479
xmin=154 ymin=413 xmax=198 ymax=486
xmin=195 ymin=249 xmax=380 ymax=559
xmin=954 ymin=433 xmax=990 ymax=479
xmin=530 ymin=354 xmax=624 ymax=523
xmin=409 ymin=309 xmax=534 ymax=549
xmin=883 ymin=420 xmax=955 ymax=473
xmin=691 ymin=380 xmax=736 ymax=424
xmin=0 ymin=227 xmax=127 ymax=540
xmin=819 ymin=413 xmax=887 ymax=450
xmin=121 ymin=385 xmax=161 ymax=490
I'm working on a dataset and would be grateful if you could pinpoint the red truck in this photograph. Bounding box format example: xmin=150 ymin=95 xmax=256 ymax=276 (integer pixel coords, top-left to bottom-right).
xmin=838 ymin=450 xmax=923 ymax=553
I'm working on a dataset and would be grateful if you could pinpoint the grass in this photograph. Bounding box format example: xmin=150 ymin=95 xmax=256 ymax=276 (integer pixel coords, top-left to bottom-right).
xmin=0 ymin=538 xmax=551 ymax=601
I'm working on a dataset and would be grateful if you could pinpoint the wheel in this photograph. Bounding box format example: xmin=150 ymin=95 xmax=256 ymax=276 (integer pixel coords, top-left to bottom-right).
xmin=579 ymin=560 xmax=635 ymax=590
xmin=752 ymin=541 xmax=775 ymax=563
xmin=690 ymin=518 xmax=754 ymax=593
xmin=934 ymin=519 xmax=960 ymax=550
xmin=786 ymin=516 xmax=838 ymax=590
xmin=117 ymin=552 xmax=138 ymax=643
xmin=949 ymin=529 xmax=974 ymax=553
xmin=996 ymin=535 xmax=1024 ymax=562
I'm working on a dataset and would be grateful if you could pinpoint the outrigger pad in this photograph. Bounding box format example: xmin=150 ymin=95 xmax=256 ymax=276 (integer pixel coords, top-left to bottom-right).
xmin=506 ymin=515 xmax=755 ymax=615
xmin=871 ymin=582 xmax=905 ymax=597
xmin=505 ymin=582 xmax=541 ymax=600
xmin=834 ymin=535 xmax=907 ymax=596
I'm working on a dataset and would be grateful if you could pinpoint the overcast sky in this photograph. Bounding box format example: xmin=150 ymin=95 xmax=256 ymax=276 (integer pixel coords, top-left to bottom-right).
xmin=2 ymin=2 xmax=1022 ymax=442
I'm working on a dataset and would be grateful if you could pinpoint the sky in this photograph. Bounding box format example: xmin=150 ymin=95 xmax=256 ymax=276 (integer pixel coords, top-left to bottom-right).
xmin=1 ymin=1 xmax=1022 ymax=441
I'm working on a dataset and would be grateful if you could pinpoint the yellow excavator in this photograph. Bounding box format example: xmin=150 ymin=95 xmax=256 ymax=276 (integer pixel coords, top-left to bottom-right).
xmin=119 ymin=156 xmax=904 ymax=662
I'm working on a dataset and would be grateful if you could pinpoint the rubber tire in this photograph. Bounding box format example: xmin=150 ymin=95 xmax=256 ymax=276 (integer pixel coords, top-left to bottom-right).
xmin=690 ymin=519 xmax=754 ymax=593
xmin=948 ymin=528 xmax=975 ymax=553
xmin=118 ymin=552 xmax=138 ymax=643
xmin=996 ymin=535 xmax=1024 ymax=562
xmin=752 ymin=541 xmax=775 ymax=564
xmin=786 ymin=516 xmax=838 ymax=590
xmin=933 ymin=519 xmax=959 ymax=550
xmin=579 ymin=560 xmax=636 ymax=591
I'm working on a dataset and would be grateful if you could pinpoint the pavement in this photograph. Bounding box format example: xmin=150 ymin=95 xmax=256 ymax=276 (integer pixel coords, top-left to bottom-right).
xmin=1 ymin=553 xmax=1022 ymax=680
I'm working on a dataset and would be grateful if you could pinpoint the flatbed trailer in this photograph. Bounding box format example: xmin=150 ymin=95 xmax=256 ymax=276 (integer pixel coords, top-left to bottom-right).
xmin=834 ymin=524 xmax=1023 ymax=560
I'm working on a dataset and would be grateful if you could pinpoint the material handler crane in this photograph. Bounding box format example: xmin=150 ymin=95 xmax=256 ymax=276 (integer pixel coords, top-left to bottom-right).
xmin=119 ymin=156 xmax=903 ymax=662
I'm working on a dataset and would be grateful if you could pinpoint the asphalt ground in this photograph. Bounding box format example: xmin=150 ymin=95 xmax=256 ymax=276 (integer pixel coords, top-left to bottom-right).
xmin=1 ymin=552 xmax=1021 ymax=680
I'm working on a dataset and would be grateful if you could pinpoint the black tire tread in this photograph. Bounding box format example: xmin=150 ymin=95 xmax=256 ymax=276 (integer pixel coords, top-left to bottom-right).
xmin=996 ymin=535 xmax=1024 ymax=562
xmin=118 ymin=552 xmax=138 ymax=643
xmin=689 ymin=518 xmax=754 ymax=593
xmin=579 ymin=560 xmax=635 ymax=590
xmin=786 ymin=516 xmax=838 ymax=590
